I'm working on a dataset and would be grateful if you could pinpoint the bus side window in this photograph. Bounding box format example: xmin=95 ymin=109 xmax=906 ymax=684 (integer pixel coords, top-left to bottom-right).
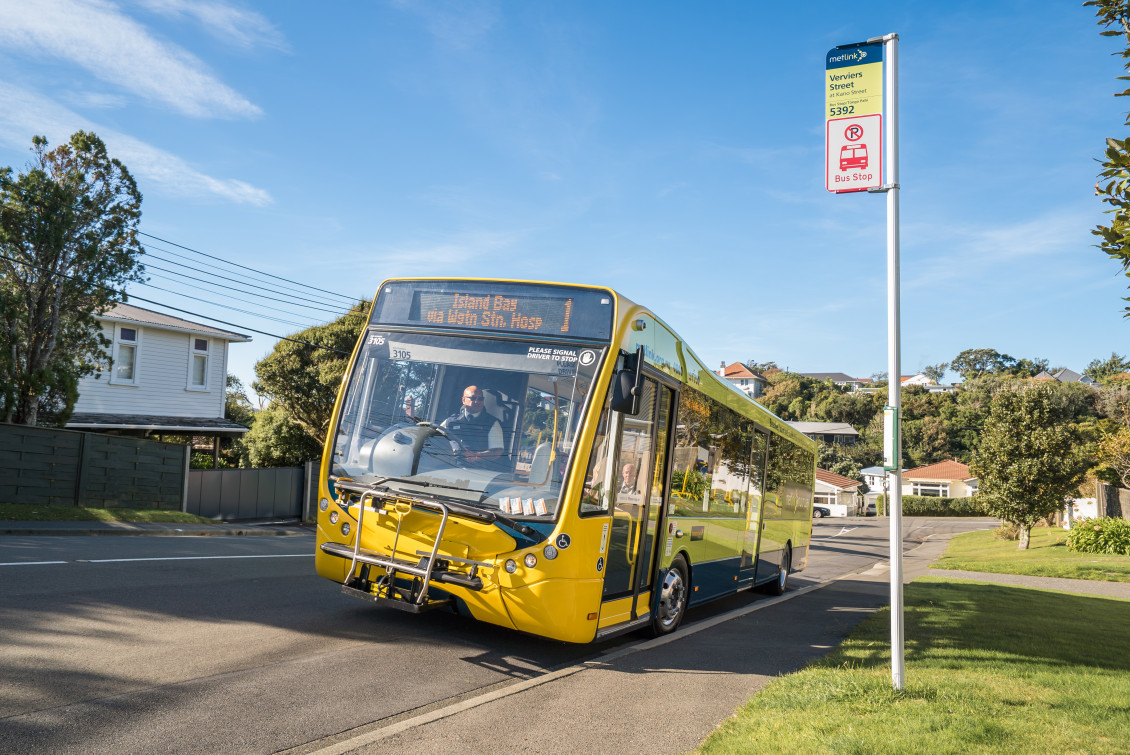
xmin=579 ymin=402 xmax=612 ymax=515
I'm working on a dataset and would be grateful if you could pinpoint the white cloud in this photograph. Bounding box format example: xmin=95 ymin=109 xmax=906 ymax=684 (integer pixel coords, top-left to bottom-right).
xmin=62 ymin=90 xmax=130 ymax=110
xmin=134 ymin=0 xmax=287 ymax=51
xmin=0 ymin=83 xmax=271 ymax=205
xmin=390 ymin=0 xmax=500 ymax=51
xmin=0 ymin=0 xmax=260 ymax=118
xmin=905 ymin=210 xmax=1095 ymax=290
xmin=338 ymin=229 xmax=523 ymax=274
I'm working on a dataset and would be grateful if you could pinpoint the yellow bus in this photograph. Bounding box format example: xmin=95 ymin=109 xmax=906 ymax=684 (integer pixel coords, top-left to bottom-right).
xmin=315 ymin=279 xmax=816 ymax=643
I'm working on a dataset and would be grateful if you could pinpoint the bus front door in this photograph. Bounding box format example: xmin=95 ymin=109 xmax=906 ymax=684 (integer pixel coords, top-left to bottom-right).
xmin=599 ymin=377 xmax=673 ymax=628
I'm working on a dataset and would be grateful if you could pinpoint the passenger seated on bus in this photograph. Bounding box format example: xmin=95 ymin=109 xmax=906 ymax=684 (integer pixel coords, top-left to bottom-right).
xmin=441 ymin=385 xmax=505 ymax=466
xmin=619 ymin=463 xmax=639 ymax=495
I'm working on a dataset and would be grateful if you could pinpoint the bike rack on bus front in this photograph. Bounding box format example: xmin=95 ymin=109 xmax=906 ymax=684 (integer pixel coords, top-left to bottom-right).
xmin=320 ymin=487 xmax=492 ymax=613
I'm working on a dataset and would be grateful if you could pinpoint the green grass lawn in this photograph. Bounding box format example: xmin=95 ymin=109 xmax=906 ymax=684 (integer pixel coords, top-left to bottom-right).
xmin=698 ymin=577 xmax=1130 ymax=754
xmin=931 ymin=526 xmax=1130 ymax=582
xmin=0 ymin=502 xmax=214 ymax=523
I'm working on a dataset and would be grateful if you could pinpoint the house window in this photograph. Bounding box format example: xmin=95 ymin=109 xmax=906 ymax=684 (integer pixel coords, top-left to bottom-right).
xmin=113 ymin=326 xmax=138 ymax=385
xmin=814 ymin=492 xmax=835 ymax=506
xmin=189 ymin=337 xmax=209 ymax=389
xmin=911 ymin=481 xmax=949 ymax=497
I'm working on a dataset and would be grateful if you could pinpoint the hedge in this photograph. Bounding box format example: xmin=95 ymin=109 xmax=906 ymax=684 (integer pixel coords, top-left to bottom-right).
xmin=875 ymin=494 xmax=986 ymax=517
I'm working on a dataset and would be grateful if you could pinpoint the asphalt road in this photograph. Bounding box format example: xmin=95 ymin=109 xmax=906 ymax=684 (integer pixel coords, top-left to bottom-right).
xmin=0 ymin=517 xmax=993 ymax=754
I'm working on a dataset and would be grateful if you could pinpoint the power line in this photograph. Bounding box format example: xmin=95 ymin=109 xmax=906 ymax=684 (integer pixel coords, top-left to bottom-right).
xmin=141 ymin=237 xmax=353 ymax=305
xmin=137 ymin=231 xmax=364 ymax=304
xmin=0 ymin=252 xmax=354 ymax=355
xmin=141 ymin=245 xmax=354 ymax=313
xmin=138 ymin=277 xmax=318 ymax=329
xmin=141 ymin=258 xmax=347 ymax=316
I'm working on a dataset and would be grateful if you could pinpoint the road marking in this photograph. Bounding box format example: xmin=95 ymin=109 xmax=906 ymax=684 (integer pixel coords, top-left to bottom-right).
xmin=86 ymin=554 xmax=313 ymax=563
xmin=299 ymin=580 xmax=833 ymax=755
xmin=834 ymin=526 xmax=858 ymax=537
xmin=0 ymin=554 xmax=314 ymax=566
xmin=296 ymin=531 xmax=968 ymax=755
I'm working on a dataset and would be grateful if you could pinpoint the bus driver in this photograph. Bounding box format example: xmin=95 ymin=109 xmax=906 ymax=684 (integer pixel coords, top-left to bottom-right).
xmin=442 ymin=385 xmax=505 ymax=466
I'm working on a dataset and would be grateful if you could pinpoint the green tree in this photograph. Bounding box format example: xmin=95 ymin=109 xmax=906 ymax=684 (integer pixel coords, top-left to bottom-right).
xmin=225 ymin=374 xmax=255 ymax=427
xmin=0 ymin=132 xmax=144 ymax=425
xmin=1098 ymin=428 xmax=1130 ymax=487
xmin=1007 ymin=357 xmax=1050 ymax=378
xmin=252 ymin=301 xmax=370 ymax=449
xmin=949 ymin=348 xmax=1018 ymax=380
xmin=755 ymin=372 xmax=840 ymax=421
xmin=817 ymin=441 xmax=864 ymax=484
xmin=1097 ymin=384 xmax=1130 ymax=426
xmin=971 ymin=385 xmax=1087 ymax=550
xmin=239 ymin=405 xmax=322 ymax=467
xmin=921 ymin=362 xmax=948 ymax=383
xmin=1088 ymin=0 xmax=1130 ymax=314
xmin=744 ymin=360 xmax=778 ymax=374
xmin=1085 ymin=352 xmax=1130 ymax=382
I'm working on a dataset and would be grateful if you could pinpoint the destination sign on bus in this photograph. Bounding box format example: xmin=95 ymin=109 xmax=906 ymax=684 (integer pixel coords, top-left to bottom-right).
xmin=371 ymin=281 xmax=614 ymax=340
xmin=417 ymin=292 xmax=572 ymax=333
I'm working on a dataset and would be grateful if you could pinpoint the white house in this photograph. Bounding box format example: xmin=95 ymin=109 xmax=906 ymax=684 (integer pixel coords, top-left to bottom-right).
xmin=902 ymin=459 xmax=978 ymax=498
xmin=814 ymin=468 xmax=863 ymax=517
xmin=68 ymin=303 xmax=252 ymax=442
xmin=900 ymin=373 xmax=936 ymax=387
xmin=718 ymin=362 xmax=768 ymax=398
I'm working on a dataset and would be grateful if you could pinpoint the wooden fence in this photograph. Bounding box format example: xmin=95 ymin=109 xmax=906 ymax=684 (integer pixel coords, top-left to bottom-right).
xmin=0 ymin=423 xmax=188 ymax=509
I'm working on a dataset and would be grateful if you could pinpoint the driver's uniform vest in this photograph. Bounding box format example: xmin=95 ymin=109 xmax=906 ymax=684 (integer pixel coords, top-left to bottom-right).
xmin=443 ymin=410 xmax=499 ymax=452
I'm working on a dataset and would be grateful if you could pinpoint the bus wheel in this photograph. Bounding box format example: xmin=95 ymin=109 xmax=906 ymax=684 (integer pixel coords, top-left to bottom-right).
xmin=651 ymin=555 xmax=689 ymax=636
xmin=765 ymin=545 xmax=791 ymax=596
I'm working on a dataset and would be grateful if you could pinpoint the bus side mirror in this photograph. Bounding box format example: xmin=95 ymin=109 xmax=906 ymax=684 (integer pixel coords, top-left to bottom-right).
xmin=610 ymin=346 xmax=644 ymax=415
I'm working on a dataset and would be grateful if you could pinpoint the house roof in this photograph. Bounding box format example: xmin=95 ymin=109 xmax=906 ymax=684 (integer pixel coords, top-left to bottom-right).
xmin=1051 ymin=368 xmax=1094 ymax=384
xmin=798 ymin=372 xmax=860 ymax=383
xmin=860 ymin=465 xmax=887 ymax=476
xmin=904 ymin=459 xmax=975 ymax=481
xmin=815 ymin=468 xmax=862 ymax=490
xmin=785 ymin=421 xmax=860 ymax=437
xmin=67 ymin=413 xmax=250 ymax=436
xmin=720 ymin=362 xmax=764 ymax=380
xmin=100 ymin=302 xmax=252 ymax=342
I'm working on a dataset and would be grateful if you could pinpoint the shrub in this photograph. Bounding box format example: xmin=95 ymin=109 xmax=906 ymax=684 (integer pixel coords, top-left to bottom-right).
xmin=993 ymin=522 xmax=1020 ymax=540
xmin=1066 ymin=517 xmax=1130 ymax=556
xmin=876 ymin=495 xmax=986 ymax=517
xmin=190 ymin=452 xmax=231 ymax=470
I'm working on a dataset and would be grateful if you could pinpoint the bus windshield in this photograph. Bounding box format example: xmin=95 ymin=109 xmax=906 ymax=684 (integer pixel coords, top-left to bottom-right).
xmin=331 ymin=330 xmax=605 ymax=519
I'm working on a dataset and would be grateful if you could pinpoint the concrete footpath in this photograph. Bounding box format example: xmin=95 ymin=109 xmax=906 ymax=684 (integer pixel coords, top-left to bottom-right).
xmin=291 ymin=536 xmax=1130 ymax=755
xmin=0 ymin=519 xmax=309 ymax=537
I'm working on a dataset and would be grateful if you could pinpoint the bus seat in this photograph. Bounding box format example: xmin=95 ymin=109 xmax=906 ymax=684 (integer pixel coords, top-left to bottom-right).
xmin=483 ymin=388 xmax=520 ymax=459
xmin=529 ymin=442 xmax=553 ymax=485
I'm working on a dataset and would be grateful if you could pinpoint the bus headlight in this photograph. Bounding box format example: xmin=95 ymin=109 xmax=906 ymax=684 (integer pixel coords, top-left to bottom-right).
xmin=319 ymin=498 xmax=329 ymax=511
xmin=329 ymin=511 xmax=339 ymax=524
xmin=341 ymin=522 xmax=350 ymax=536
xmin=504 ymin=559 xmax=518 ymax=574
xmin=524 ymin=553 xmax=537 ymax=568
xmin=543 ymin=544 xmax=558 ymax=560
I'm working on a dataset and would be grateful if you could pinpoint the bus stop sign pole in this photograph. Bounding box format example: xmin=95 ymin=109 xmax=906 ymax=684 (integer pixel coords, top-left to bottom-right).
xmin=827 ymin=32 xmax=903 ymax=691
xmin=871 ymin=32 xmax=904 ymax=692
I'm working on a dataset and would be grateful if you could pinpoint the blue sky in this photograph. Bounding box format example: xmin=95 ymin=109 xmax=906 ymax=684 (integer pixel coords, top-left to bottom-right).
xmin=0 ymin=0 xmax=1126 ymax=398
